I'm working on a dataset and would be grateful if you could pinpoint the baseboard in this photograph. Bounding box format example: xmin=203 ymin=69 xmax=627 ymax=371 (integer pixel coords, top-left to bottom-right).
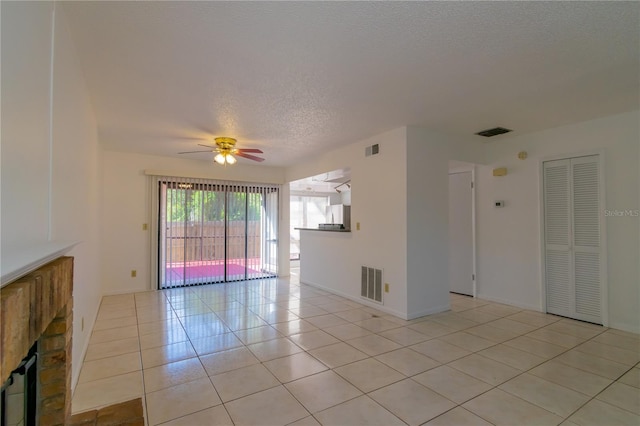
xmin=300 ymin=279 xmax=408 ymax=320
xmin=476 ymin=293 xmax=541 ymax=312
xmin=102 ymin=287 xmax=152 ymax=296
xmin=406 ymin=304 xmax=451 ymax=320
xmin=608 ymin=320 xmax=640 ymax=335
xmin=475 ymin=294 xmax=639 ymax=334
xmin=71 ymin=296 xmax=101 ymax=393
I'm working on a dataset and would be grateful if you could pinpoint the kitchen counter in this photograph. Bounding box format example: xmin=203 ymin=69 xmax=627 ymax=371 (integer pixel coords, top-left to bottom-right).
xmin=295 ymin=227 xmax=351 ymax=233
xmin=297 ymin=226 xmax=353 ymax=298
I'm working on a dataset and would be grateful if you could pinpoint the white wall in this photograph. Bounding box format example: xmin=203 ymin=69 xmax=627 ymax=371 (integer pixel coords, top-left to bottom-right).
xmin=101 ymin=150 xmax=286 ymax=294
xmin=476 ymin=111 xmax=640 ymax=332
xmin=405 ymin=130 xmax=448 ymax=317
xmin=405 ymin=128 xmax=485 ymax=318
xmin=279 ymin=183 xmax=291 ymax=276
xmin=1 ymin=3 xmax=103 ymax=388
xmin=291 ymin=127 xmax=484 ymax=319
xmin=1 ymin=2 xmax=53 ymax=247
xmin=291 ymin=128 xmax=410 ymax=317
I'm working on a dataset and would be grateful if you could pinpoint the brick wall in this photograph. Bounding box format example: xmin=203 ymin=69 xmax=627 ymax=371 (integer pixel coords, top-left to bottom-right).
xmin=38 ymin=301 xmax=73 ymax=425
xmin=0 ymin=257 xmax=74 ymax=426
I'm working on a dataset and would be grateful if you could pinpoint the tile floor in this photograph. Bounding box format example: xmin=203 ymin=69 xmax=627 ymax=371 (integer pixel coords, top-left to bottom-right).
xmin=72 ymin=277 xmax=640 ymax=425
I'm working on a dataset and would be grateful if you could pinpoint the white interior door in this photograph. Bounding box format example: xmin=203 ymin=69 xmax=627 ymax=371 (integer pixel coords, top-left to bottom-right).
xmin=449 ymin=171 xmax=474 ymax=296
xmin=543 ymin=155 xmax=603 ymax=324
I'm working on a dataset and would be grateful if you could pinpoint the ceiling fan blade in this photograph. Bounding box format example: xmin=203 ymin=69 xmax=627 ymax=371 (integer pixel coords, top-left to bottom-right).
xmin=178 ymin=150 xmax=213 ymax=154
xmin=235 ymin=152 xmax=265 ymax=162
xmin=198 ymin=144 xmax=217 ymax=149
xmin=236 ymin=148 xmax=263 ymax=154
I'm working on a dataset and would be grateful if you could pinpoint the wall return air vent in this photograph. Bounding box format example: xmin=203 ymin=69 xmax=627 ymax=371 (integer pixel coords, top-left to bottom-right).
xmin=365 ymin=144 xmax=380 ymax=157
xmin=476 ymin=127 xmax=512 ymax=137
xmin=361 ymin=266 xmax=383 ymax=304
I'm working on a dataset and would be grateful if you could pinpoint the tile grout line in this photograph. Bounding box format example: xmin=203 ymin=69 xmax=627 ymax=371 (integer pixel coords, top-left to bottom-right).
xmin=168 ymin=291 xmax=511 ymax=424
xmin=81 ymin=281 xmax=638 ymax=425
xmin=463 ymin=323 xmax=630 ymax=424
xmin=135 ymin=291 xmax=151 ymax=426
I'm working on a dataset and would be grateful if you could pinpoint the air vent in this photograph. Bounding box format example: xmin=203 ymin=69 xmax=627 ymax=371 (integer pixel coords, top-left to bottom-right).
xmin=476 ymin=127 xmax=512 ymax=137
xmin=361 ymin=266 xmax=383 ymax=303
xmin=365 ymin=144 xmax=380 ymax=157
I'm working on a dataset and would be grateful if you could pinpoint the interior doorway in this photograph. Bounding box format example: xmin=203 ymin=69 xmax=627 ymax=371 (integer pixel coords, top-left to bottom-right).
xmin=288 ymin=168 xmax=351 ymax=277
xmin=449 ymin=166 xmax=475 ymax=296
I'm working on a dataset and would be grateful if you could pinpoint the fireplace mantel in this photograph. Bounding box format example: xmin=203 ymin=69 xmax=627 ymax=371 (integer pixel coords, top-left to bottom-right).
xmin=1 ymin=241 xmax=77 ymax=288
xmin=1 ymin=256 xmax=74 ymax=425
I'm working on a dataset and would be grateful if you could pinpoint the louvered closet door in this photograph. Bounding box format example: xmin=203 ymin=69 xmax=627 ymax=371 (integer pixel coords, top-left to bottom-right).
xmin=571 ymin=156 xmax=601 ymax=322
xmin=544 ymin=159 xmax=572 ymax=318
xmin=543 ymin=155 xmax=602 ymax=324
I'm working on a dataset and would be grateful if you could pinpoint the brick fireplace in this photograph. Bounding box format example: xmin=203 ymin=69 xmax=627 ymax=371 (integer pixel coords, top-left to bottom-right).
xmin=1 ymin=257 xmax=73 ymax=425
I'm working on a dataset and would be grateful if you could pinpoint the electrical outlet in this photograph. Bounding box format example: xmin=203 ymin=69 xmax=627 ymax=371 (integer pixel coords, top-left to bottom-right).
xmin=384 ymin=283 xmax=389 ymax=293
xmin=142 ymin=223 xmax=148 ymax=230
xmin=131 ymin=270 xmax=137 ymax=278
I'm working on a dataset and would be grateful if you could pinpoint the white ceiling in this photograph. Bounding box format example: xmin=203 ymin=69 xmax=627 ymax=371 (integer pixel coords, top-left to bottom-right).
xmin=62 ymin=1 xmax=639 ymax=167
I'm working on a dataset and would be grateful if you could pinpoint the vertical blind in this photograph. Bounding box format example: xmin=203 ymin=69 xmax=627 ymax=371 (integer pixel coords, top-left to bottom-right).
xmin=151 ymin=175 xmax=280 ymax=289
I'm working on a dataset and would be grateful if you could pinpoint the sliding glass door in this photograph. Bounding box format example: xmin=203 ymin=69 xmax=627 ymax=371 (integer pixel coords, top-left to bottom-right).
xmin=156 ymin=177 xmax=279 ymax=289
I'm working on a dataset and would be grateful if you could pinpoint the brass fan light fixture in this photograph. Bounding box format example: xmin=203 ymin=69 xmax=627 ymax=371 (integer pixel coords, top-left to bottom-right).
xmin=178 ymin=137 xmax=264 ymax=164
xmin=213 ymin=137 xmax=238 ymax=165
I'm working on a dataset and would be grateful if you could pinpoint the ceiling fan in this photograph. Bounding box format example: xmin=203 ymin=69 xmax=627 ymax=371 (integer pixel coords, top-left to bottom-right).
xmin=178 ymin=137 xmax=264 ymax=165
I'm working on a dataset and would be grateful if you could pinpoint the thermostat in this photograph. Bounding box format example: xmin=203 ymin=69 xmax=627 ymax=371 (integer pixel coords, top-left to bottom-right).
xmin=495 ymin=201 xmax=505 ymax=208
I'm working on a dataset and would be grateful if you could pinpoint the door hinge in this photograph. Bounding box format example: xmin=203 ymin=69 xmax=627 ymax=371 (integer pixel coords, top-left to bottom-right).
xmin=471 ymin=182 xmax=474 ymax=189
xmin=472 ymin=274 xmax=475 ymax=281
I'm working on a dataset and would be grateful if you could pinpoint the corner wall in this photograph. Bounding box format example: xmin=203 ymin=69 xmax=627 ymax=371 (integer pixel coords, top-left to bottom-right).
xmin=405 ymin=128 xmax=485 ymax=318
xmin=405 ymin=130 xmax=449 ymax=317
xmin=476 ymin=111 xmax=640 ymax=332
xmin=289 ymin=127 xmax=484 ymax=319
xmin=288 ymin=128 xmax=409 ymax=317
xmin=1 ymin=2 xmax=103 ymax=388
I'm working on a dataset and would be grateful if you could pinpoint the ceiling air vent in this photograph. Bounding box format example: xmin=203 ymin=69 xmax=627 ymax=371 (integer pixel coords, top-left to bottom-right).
xmin=476 ymin=127 xmax=512 ymax=138
xmin=365 ymin=144 xmax=380 ymax=157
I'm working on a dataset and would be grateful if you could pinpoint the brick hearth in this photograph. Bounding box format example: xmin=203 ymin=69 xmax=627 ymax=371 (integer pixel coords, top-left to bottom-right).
xmin=1 ymin=257 xmax=73 ymax=425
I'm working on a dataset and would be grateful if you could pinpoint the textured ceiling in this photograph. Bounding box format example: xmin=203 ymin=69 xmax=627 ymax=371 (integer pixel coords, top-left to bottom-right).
xmin=62 ymin=1 xmax=639 ymax=167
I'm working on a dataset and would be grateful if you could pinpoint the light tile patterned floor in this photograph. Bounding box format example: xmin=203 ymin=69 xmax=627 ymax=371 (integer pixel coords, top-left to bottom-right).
xmin=72 ymin=277 xmax=640 ymax=425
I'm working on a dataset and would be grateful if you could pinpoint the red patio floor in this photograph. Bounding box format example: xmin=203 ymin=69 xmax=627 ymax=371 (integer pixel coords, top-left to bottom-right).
xmin=164 ymin=259 xmax=263 ymax=282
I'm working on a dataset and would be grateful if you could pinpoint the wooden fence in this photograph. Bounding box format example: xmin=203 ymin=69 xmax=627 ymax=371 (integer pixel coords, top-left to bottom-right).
xmin=164 ymin=221 xmax=262 ymax=262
